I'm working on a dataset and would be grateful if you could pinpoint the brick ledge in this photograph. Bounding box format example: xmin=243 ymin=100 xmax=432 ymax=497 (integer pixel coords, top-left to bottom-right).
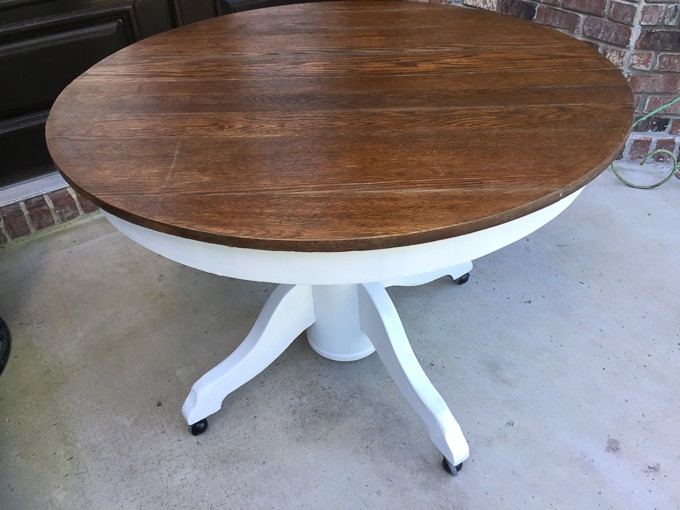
xmin=0 ymin=187 xmax=99 ymax=246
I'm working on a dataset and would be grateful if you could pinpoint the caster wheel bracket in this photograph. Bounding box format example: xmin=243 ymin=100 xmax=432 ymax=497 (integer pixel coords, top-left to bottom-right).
xmin=454 ymin=273 xmax=470 ymax=285
xmin=442 ymin=456 xmax=463 ymax=475
xmin=189 ymin=418 xmax=209 ymax=436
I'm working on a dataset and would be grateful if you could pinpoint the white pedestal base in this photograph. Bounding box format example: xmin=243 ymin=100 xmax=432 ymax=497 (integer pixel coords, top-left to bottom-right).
xmin=104 ymin=187 xmax=585 ymax=472
xmin=307 ymin=285 xmax=375 ymax=361
xmin=182 ymin=269 xmax=472 ymax=469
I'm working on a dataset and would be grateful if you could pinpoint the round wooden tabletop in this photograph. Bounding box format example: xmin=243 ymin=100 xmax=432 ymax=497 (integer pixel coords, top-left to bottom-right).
xmin=46 ymin=1 xmax=633 ymax=252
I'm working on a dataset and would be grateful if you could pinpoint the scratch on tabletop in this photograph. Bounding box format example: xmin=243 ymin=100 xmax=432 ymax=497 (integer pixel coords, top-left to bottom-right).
xmin=154 ymin=141 xmax=182 ymax=216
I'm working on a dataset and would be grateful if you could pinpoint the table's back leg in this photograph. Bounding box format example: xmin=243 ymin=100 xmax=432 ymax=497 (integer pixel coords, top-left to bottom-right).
xmin=182 ymin=284 xmax=315 ymax=429
xmin=380 ymin=261 xmax=473 ymax=288
xmin=358 ymin=282 xmax=470 ymax=470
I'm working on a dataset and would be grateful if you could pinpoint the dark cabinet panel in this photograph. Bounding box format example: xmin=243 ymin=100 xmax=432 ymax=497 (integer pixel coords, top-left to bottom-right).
xmin=1 ymin=21 xmax=129 ymax=117
xmin=0 ymin=112 xmax=52 ymax=184
xmin=0 ymin=0 xmax=225 ymax=187
xmin=224 ymin=0 xmax=341 ymax=14
xmin=176 ymin=0 xmax=219 ymax=24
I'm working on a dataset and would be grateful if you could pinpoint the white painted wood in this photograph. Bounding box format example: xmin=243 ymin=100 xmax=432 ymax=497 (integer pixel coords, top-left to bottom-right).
xmin=102 ymin=188 xmax=582 ymax=286
xmin=306 ymin=285 xmax=376 ymax=361
xmin=358 ymin=282 xmax=470 ymax=467
xmin=182 ymin=284 xmax=315 ymax=425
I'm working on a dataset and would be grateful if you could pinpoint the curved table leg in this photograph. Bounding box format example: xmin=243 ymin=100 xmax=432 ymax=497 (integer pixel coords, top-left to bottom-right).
xmin=358 ymin=282 xmax=470 ymax=468
xmin=182 ymin=284 xmax=315 ymax=426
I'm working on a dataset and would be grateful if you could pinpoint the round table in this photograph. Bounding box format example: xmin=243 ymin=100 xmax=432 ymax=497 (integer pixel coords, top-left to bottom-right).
xmin=46 ymin=1 xmax=633 ymax=474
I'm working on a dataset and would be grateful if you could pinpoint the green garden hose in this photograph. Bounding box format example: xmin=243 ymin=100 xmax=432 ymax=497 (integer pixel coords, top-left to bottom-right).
xmin=611 ymin=97 xmax=680 ymax=189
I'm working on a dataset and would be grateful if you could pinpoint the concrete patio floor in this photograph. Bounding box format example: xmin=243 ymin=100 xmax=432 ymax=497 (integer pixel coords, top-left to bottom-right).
xmin=1 ymin=170 xmax=679 ymax=509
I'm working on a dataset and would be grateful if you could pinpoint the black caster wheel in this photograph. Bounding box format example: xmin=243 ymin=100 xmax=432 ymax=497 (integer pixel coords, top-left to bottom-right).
xmin=189 ymin=418 xmax=208 ymax=436
xmin=442 ymin=456 xmax=463 ymax=475
xmin=454 ymin=273 xmax=470 ymax=285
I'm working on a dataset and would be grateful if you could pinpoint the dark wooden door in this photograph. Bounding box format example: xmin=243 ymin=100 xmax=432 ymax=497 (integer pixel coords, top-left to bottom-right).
xmin=0 ymin=0 xmax=229 ymax=187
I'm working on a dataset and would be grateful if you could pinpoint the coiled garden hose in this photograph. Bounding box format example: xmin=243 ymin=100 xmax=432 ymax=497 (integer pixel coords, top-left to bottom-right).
xmin=611 ymin=97 xmax=680 ymax=189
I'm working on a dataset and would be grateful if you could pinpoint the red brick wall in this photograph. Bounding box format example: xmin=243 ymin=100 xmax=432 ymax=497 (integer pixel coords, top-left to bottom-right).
xmin=445 ymin=0 xmax=680 ymax=163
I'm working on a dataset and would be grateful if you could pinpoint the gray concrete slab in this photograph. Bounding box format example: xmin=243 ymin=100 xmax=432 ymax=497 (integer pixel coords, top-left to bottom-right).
xmin=1 ymin=171 xmax=679 ymax=509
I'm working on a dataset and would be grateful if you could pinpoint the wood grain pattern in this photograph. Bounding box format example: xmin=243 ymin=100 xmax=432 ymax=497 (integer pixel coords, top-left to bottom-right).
xmin=46 ymin=1 xmax=634 ymax=251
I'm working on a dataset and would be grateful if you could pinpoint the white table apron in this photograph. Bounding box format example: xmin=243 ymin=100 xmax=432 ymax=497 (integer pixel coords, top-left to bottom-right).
xmin=101 ymin=188 xmax=582 ymax=469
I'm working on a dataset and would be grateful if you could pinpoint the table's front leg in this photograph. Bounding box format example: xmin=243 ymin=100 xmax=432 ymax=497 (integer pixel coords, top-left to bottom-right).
xmin=358 ymin=282 xmax=470 ymax=472
xmin=182 ymin=284 xmax=315 ymax=432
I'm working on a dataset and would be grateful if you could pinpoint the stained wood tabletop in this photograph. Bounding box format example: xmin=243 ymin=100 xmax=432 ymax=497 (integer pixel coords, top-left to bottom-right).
xmin=46 ymin=1 xmax=633 ymax=252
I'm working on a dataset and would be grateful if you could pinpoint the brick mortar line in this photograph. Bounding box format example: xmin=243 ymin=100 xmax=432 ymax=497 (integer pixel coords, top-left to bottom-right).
xmin=622 ymin=0 xmax=654 ymax=76
xmin=18 ymin=202 xmax=36 ymax=234
xmin=67 ymin=187 xmax=85 ymax=216
xmin=622 ymin=0 xmax=643 ymax=74
xmin=43 ymin=193 xmax=61 ymax=226
xmin=0 ymin=216 xmax=10 ymax=241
